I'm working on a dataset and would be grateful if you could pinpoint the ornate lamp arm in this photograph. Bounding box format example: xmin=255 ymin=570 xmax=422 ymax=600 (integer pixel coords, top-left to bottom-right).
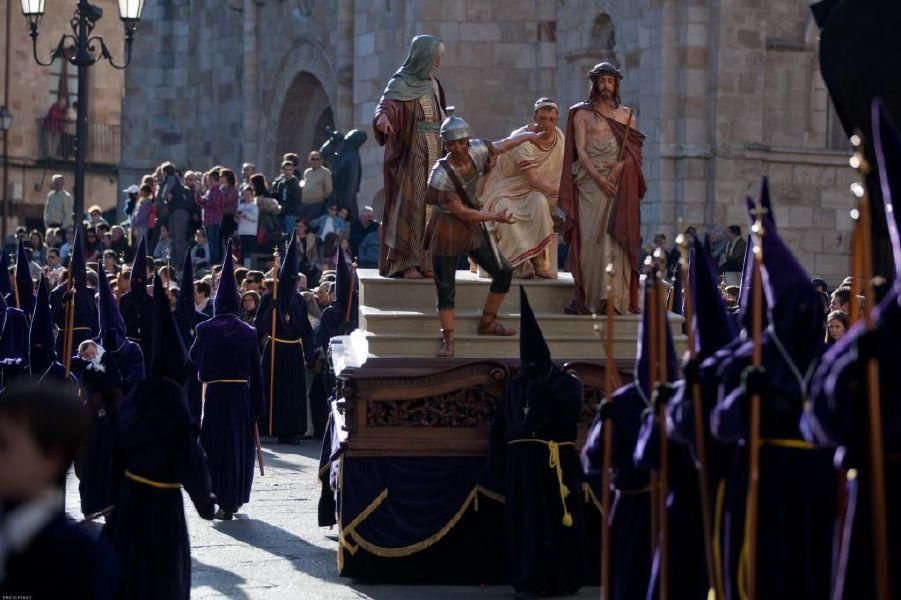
xmin=29 ymin=25 xmax=71 ymax=67
xmin=96 ymin=35 xmax=134 ymax=70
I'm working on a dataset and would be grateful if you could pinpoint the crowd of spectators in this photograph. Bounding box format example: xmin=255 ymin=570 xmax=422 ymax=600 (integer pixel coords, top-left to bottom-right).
xmin=5 ymin=151 xmax=382 ymax=323
xmin=645 ymin=224 xmax=864 ymax=347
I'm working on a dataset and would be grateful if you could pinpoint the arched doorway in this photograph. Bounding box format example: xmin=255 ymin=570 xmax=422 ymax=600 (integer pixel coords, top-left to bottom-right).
xmin=275 ymin=72 xmax=334 ymax=167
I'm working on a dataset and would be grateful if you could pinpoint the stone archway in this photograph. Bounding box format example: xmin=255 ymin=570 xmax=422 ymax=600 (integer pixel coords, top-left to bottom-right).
xmin=275 ymin=72 xmax=334 ymax=168
xmin=263 ymin=37 xmax=338 ymax=176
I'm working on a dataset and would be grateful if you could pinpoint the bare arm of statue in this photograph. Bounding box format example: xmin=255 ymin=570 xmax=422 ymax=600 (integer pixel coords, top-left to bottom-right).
xmin=491 ymin=128 xmax=541 ymax=155
xmin=445 ymin=192 xmax=515 ymax=224
xmin=574 ymin=111 xmax=616 ymax=197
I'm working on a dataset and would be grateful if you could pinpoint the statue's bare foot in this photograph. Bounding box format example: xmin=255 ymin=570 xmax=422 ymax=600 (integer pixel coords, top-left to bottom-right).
xmin=402 ymin=268 xmax=423 ymax=279
xmin=534 ymin=269 xmax=553 ymax=279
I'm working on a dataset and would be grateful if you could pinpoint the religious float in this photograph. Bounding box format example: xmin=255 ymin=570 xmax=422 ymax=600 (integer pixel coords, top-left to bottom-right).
xmin=320 ymin=268 xmax=686 ymax=582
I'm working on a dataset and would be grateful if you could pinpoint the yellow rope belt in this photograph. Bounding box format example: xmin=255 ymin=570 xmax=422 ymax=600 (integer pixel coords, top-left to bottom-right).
xmin=202 ymin=379 xmax=248 ymax=385
xmin=69 ymin=326 xmax=92 ymax=331
xmin=124 ymin=470 xmax=181 ymax=489
xmin=508 ymin=439 xmax=576 ymax=526
xmin=268 ymin=335 xmax=304 ymax=345
xmin=126 ymin=336 xmax=142 ymax=341
xmin=760 ymin=438 xmax=817 ymax=450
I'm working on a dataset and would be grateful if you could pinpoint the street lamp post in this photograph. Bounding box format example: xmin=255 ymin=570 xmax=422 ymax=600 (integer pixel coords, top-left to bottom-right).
xmin=19 ymin=0 xmax=144 ymax=234
xmin=0 ymin=106 xmax=12 ymax=244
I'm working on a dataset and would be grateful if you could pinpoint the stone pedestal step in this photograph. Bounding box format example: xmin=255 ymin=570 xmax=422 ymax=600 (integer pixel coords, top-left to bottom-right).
xmin=362 ymin=331 xmax=643 ymax=360
xmin=358 ymin=268 xmax=574 ymax=312
xmin=353 ymin=268 xmax=686 ymax=360
xmin=359 ymin=306 xmax=680 ymax=339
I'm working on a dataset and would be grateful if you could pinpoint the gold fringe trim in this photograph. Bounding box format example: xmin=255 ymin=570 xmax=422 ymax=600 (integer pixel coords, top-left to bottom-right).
xmin=343 ymin=489 xmax=389 ymax=536
xmin=333 ymin=459 xmax=601 ymax=565
xmin=340 ymin=484 xmax=504 ymax=558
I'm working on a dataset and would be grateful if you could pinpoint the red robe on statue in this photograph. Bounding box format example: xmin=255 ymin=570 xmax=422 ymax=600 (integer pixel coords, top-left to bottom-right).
xmin=558 ymin=103 xmax=646 ymax=313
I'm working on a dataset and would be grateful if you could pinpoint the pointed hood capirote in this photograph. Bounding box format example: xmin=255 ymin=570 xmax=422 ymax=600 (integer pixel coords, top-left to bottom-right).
xmin=213 ymin=239 xmax=240 ymax=316
xmin=176 ymin=249 xmax=196 ymax=320
xmin=97 ymin=264 xmax=127 ymax=349
xmin=634 ymin=269 xmax=678 ymax=397
xmin=0 ymin=249 xmax=11 ymax=300
xmin=692 ymin=239 xmax=738 ymax=360
xmin=758 ymin=178 xmax=825 ymax=369
xmin=15 ymin=239 xmax=35 ymax=316
xmin=757 ymin=176 xmax=777 ymax=232
xmin=335 ymin=248 xmax=352 ymax=319
xmin=130 ymin=236 xmax=149 ymax=293
xmin=519 ymin=286 xmax=552 ymax=375
xmin=151 ymin=275 xmax=188 ymax=381
xmin=70 ymin=229 xmax=88 ymax=292
xmin=29 ymin=276 xmax=56 ymax=373
xmin=737 ymin=197 xmax=757 ymax=317
xmin=873 ymin=99 xmax=901 ymax=286
xmin=277 ymin=236 xmax=299 ymax=313
xmin=738 ymin=185 xmax=776 ymax=332
xmin=761 ymin=215 xmax=822 ymax=325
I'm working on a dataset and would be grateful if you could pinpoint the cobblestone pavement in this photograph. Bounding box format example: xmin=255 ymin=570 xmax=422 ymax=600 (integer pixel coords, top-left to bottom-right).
xmin=66 ymin=441 xmax=599 ymax=599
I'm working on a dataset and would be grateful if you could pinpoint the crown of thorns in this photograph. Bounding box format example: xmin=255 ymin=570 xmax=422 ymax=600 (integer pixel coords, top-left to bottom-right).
xmin=588 ymin=62 xmax=622 ymax=80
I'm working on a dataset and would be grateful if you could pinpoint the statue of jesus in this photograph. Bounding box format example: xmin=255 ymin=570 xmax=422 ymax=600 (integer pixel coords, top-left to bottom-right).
xmin=559 ymin=62 xmax=646 ymax=315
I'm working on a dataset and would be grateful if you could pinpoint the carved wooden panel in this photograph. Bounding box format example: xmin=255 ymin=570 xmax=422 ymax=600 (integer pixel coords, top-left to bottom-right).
xmin=366 ymin=384 xmax=501 ymax=428
xmin=336 ymin=358 xmax=629 ymax=457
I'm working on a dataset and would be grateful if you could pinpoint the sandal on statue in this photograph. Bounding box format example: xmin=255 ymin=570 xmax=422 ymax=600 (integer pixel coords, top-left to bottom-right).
xmin=437 ymin=329 xmax=455 ymax=357
xmin=477 ymin=312 xmax=516 ymax=336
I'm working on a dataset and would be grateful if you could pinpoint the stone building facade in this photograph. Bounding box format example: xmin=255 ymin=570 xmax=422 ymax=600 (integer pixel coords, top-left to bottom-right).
xmin=120 ymin=0 xmax=854 ymax=283
xmin=0 ymin=0 xmax=125 ymax=239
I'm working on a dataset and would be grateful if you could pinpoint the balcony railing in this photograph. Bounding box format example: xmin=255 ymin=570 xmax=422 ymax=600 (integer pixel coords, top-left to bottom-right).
xmin=36 ymin=118 xmax=121 ymax=166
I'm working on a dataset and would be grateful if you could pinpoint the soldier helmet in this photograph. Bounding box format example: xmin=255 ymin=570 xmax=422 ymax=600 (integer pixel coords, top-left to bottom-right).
xmin=440 ymin=107 xmax=471 ymax=142
xmin=588 ymin=62 xmax=622 ymax=81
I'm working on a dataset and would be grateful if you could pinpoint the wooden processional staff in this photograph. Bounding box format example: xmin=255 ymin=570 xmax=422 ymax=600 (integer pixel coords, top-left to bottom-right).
xmin=742 ymin=209 xmax=765 ymax=600
xmin=599 ymin=262 xmax=617 ymax=600
xmin=849 ymin=133 xmax=891 ymax=600
xmin=676 ymin=233 xmax=723 ymax=600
